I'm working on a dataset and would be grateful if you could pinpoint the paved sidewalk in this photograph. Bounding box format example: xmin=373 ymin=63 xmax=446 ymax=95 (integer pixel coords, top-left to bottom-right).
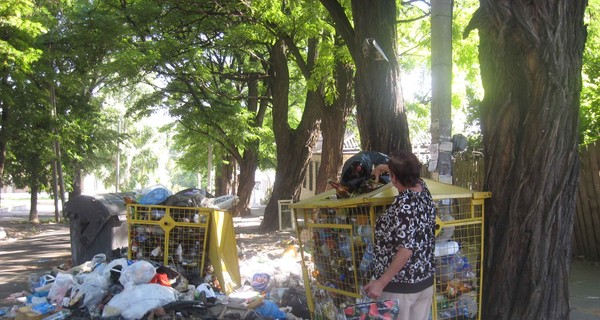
xmin=0 ymin=225 xmax=70 ymax=308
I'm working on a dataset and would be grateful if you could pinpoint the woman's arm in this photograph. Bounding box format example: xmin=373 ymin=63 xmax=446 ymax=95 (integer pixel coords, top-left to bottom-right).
xmin=363 ymin=246 xmax=412 ymax=299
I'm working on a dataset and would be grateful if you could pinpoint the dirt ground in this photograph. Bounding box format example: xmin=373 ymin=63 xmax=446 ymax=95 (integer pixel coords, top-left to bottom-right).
xmin=0 ymin=220 xmax=65 ymax=238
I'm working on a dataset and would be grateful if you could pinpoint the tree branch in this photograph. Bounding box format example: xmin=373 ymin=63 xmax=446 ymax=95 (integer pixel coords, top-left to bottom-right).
xmin=319 ymin=0 xmax=357 ymax=62
xmin=397 ymin=12 xmax=430 ymax=24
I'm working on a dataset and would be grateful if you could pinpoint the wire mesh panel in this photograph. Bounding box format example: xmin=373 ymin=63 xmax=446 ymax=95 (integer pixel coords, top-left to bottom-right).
xmin=434 ymin=220 xmax=483 ymax=318
xmin=126 ymin=204 xmax=211 ymax=282
xmin=293 ymin=181 xmax=490 ymax=320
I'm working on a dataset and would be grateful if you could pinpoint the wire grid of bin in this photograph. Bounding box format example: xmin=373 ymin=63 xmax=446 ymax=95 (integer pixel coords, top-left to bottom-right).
xmin=291 ymin=179 xmax=491 ymax=320
xmin=126 ymin=204 xmax=212 ymax=283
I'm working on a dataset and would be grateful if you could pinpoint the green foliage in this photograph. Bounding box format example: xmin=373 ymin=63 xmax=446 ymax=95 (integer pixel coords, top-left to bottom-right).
xmin=581 ymin=0 xmax=600 ymax=146
xmin=0 ymin=0 xmax=46 ymax=71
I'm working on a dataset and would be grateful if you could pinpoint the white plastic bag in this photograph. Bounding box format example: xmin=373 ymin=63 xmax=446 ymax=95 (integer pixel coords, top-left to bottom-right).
xmin=102 ymin=283 xmax=178 ymax=319
xmin=71 ymin=272 xmax=110 ymax=309
xmin=119 ymin=260 xmax=156 ymax=290
xmin=102 ymin=258 xmax=129 ymax=277
xmin=47 ymin=273 xmax=75 ymax=304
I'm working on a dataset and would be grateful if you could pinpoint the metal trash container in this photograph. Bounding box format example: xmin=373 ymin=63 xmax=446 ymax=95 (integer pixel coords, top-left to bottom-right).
xmin=64 ymin=193 xmax=133 ymax=265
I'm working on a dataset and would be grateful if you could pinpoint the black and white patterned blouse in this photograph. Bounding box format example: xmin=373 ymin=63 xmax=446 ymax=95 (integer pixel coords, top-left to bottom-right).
xmin=372 ymin=179 xmax=436 ymax=293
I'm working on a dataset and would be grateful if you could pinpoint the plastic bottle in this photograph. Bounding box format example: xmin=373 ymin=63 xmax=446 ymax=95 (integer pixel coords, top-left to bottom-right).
xmin=338 ymin=236 xmax=352 ymax=259
xmin=359 ymin=244 xmax=374 ymax=273
xmin=176 ymin=244 xmax=183 ymax=262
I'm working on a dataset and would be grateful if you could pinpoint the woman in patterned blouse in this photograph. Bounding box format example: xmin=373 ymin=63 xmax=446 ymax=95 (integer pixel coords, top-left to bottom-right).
xmin=364 ymin=150 xmax=437 ymax=320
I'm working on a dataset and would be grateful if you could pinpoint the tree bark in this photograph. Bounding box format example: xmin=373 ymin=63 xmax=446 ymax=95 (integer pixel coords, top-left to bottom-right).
xmin=351 ymin=0 xmax=411 ymax=154
xmin=316 ymin=61 xmax=354 ymax=193
xmin=259 ymin=39 xmax=321 ymax=232
xmin=69 ymin=168 xmax=83 ymax=199
xmin=466 ymin=1 xmax=587 ymax=318
xmin=232 ymin=75 xmax=264 ymax=217
xmin=321 ymin=0 xmax=411 ymax=154
xmin=215 ymin=156 xmax=235 ymax=196
xmin=29 ymin=164 xmax=40 ymax=223
xmin=0 ymin=76 xmax=11 ymax=207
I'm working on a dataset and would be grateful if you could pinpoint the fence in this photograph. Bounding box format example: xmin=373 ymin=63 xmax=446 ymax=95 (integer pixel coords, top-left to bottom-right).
xmin=573 ymin=142 xmax=600 ymax=260
xmin=425 ymin=143 xmax=600 ymax=261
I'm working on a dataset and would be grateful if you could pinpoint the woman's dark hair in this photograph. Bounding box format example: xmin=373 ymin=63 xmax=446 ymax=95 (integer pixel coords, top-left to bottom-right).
xmin=387 ymin=150 xmax=422 ymax=187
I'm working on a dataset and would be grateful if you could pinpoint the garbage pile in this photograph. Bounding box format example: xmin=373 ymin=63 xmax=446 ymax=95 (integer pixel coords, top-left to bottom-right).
xmin=0 ymin=184 xmax=314 ymax=320
xmin=1 ymin=241 xmax=311 ymax=320
xmin=130 ymin=185 xmax=239 ymax=210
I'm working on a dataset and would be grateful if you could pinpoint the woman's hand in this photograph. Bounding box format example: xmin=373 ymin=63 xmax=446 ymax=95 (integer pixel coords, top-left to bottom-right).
xmin=363 ymin=279 xmax=386 ymax=300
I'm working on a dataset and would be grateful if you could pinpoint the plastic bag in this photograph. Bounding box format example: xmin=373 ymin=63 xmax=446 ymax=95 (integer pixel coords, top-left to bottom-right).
xmin=71 ymin=272 xmax=110 ymax=309
xmin=138 ymin=184 xmax=172 ymax=205
xmin=165 ymin=188 xmax=209 ymax=207
xmin=196 ymin=283 xmax=216 ymax=299
xmin=102 ymin=283 xmax=178 ymax=320
xmin=119 ymin=260 xmax=156 ymax=289
xmin=343 ymin=300 xmax=401 ymax=320
xmin=103 ymin=258 xmax=130 ymax=277
xmin=207 ymin=195 xmax=239 ymax=209
xmin=254 ymin=300 xmax=287 ymax=319
xmin=47 ymin=273 xmax=75 ymax=304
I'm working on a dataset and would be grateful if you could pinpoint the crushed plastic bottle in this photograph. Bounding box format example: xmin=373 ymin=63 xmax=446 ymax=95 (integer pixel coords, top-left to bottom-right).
xmin=359 ymin=243 xmax=374 ymax=274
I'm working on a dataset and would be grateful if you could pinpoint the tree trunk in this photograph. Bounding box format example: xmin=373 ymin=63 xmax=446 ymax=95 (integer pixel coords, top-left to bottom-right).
xmin=466 ymin=1 xmax=586 ymax=318
xmin=69 ymin=167 xmax=83 ymax=199
xmin=231 ymin=75 xmax=265 ymax=217
xmin=215 ymin=155 xmax=235 ymax=196
xmin=0 ymin=97 xmax=8 ymax=207
xmin=235 ymin=152 xmax=257 ymax=217
xmin=259 ymin=39 xmax=321 ymax=232
xmin=316 ymin=61 xmax=354 ymax=193
xmin=29 ymin=169 xmax=40 ymax=223
xmin=351 ymin=0 xmax=411 ymax=154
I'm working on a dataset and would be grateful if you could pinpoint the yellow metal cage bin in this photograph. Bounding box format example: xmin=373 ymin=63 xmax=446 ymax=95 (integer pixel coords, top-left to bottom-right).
xmin=291 ymin=179 xmax=491 ymax=320
xmin=126 ymin=204 xmax=241 ymax=294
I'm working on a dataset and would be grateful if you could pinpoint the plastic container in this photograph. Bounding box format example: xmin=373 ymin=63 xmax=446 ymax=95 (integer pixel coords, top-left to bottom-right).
xmin=359 ymin=244 xmax=374 ymax=274
xmin=64 ymin=193 xmax=132 ymax=265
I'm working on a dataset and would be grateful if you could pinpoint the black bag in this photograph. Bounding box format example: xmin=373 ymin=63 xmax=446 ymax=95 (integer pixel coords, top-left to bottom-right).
xmin=341 ymin=151 xmax=390 ymax=192
xmin=165 ymin=188 xmax=212 ymax=207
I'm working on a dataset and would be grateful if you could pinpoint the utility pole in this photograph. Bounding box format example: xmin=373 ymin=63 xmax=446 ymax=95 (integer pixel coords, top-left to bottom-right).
xmin=430 ymin=0 xmax=453 ymax=184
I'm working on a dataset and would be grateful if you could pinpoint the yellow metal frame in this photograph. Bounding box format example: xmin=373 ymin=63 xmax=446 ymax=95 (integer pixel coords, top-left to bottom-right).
xmin=293 ymin=179 xmax=491 ymax=320
xmin=126 ymin=204 xmax=211 ymax=286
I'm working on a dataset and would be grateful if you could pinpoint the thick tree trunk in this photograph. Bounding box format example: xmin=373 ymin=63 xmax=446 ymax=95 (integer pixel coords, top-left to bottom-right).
xmin=69 ymin=168 xmax=83 ymax=199
xmin=467 ymin=1 xmax=587 ymax=319
xmin=235 ymin=151 xmax=257 ymax=217
xmin=232 ymin=76 xmax=264 ymax=217
xmin=351 ymin=0 xmax=411 ymax=154
xmin=316 ymin=61 xmax=354 ymax=193
xmin=215 ymin=156 xmax=235 ymax=196
xmin=259 ymin=39 xmax=321 ymax=232
xmin=320 ymin=0 xmax=412 ymax=154
xmin=0 ymin=79 xmax=10 ymax=206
